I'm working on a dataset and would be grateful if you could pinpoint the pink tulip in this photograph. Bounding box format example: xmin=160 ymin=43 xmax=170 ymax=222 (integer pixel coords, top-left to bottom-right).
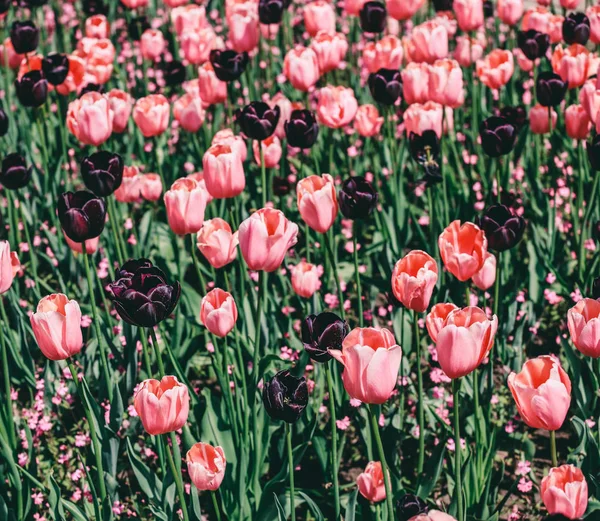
xmin=387 ymin=0 xmax=426 ymax=21
xmin=0 ymin=38 xmax=22 ymax=69
xmin=198 ymin=63 xmax=228 ymax=106
xmin=530 ymin=103 xmax=557 ymax=134
xmin=253 ymin=136 xmax=283 ymax=168
xmin=115 ymin=166 xmax=143 ymax=203
xmin=107 ymin=89 xmax=133 ymax=133
xmin=476 ymin=50 xmax=514 ymax=90
xmin=228 ymin=3 xmax=259 ymax=53
xmin=567 ymin=298 xmax=600 ymax=358
xmin=408 ymin=512 xmax=457 ymax=521
xmin=454 ymin=35 xmax=485 ymax=67
xmin=269 ymin=93 xmax=293 ymax=139
xmin=565 ymin=104 xmax=591 ymax=141
xmin=497 ymin=0 xmax=523 ymax=26
xmin=141 ymin=174 xmax=163 ymax=202
xmin=66 ymin=92 xmax=113 ymax=146
xmin=202 ymin=144 xmax=246 ymax=199
xmin=164 ymin=178 xmax=209 ymax=235
xmin=345 ymin=0 xmax=368 ymax=16
xmin=587 ymin=6 xmax=600 ymax=45
xmin=304 ymin=0 xmax=336 ymax=36
xmin=560 ymin=0 xmax=581 ymax=8
xmin=180 ymin=28 xmax=222 ymax=65
xmin=579 ymin=81 xmax=600 ymax=127
xmin=362 ymin=35 xmax=404 ymax=74
xmin=174 ymin=93 xmax=205 ymax=133
xmin=354 ymin=104 xmax=384 ymax=137
xmin=310 ymin=31 xmax=348 ymax=74
xmin=186 ymin=443 xmax=226 ymax=491
xmin=133 ymin=94 xmax=170 ymax=138
xmin=435 ymin=306 xmax=498 ymax=379
xmin=357 ymin=461 xmax=386 ymax=502
xmin=541 ymin=465 xmax=588 ymax=520
xmin=402 ymin=63 xmax=431 ymax=105
xmin=508 ymin=355 xmax=571 ymax=431
xmin=121 ymin=0 xmax=148 ymax=8
xmin=426 ymin=303 xmax=459 ymax=343
xmin=438 ymin=220 xmax=488 ymax=281
xmin=514 ymin=48 xmax=535 ymax=73
xmin=140 ymin=29 xmax=166 ymax=61
xmin=454 ymin=0 xmax=484 ymax=32
xmin=197 ymin=218 xmax=239 ymax=269
xmin=30 ymin=294 xmax=83 ymax=361
xmin=317 ymin=85 xmax=358 ymax=129
xmin=551 ymin=44 xmax=594 ymax=89
xmin=405 ymin=20 xmax=449 ymax=64
xmin=64 ymin=234 xmax=100 ymax=255
xmin=296 ymin=174 xmax=338 ymax=233
xmin=291 ymin=261 xmax=322 ymax=298
xmin=238 ymin=208 xmax=299 ymax=272
xmin=212 ymin=129 xmax=248 ymax=162
xmin=200 ymin=288 xmax=238 ymax=337
xmin=0 ymin=241 xmax=19 ymax=294
xmin=404 ymin=101 xmax=452 ymax=139
xmin=391 ymin=250 xmax=438 ymax=313
xmin=171 ymin=5 xmax=206 ymax=35
xmin=472 ymin=252 xmax=496 ymax=291
xmin=85 ymin=15 xmax=110 ymax=38
xmin=284 ymin=46 xmax=321 ymax=92
xmin=428 ymin=59 xmax=465 ymax=108
xmin=134 ymin=376 xmax=190 ymax=435
xmin=330 ymin=327 xmax=402 ymax=404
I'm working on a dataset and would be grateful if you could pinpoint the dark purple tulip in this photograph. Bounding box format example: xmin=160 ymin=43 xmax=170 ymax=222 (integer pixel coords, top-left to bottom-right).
xmin=517 ymin=29 xmax=550 ymax=61
xmin=359 ymin=1 xmax=387 ymax=34
xmin=163 ymin=60 xmax=186 ymax=86
xmin=235 ymin=101 xmax=280 ymax=141
xmin=258 ymin=0 xmax=284 ymax=24
xmin=536 ymin=71 xmax=568 ymax=107
xmin=1 ymin=153 xmax=32 ymax=190
xmin=10 ymin=21 xmax=39 ymax=55
xmin=301 ymin=312 xmax=349 ymax=363
xmin=497 ymin=105 xmax=527 ymax=131
xmin=338 ymin=176 xmax=378 ymax=220
xmin=432 ymin=0 xmax=452 ymax=11
xmin=479 ymin=116 xmax=517 ymax=158
xmin=272 ymin=175 xmax=292 ymax=196
xmin=368 ymin=68 xmax=402 ymax=106
xmin=210 ymin=49 xmax=249 ymax=82
xmin=396 ymin=494 xmax=428 ymax=521
xmin=588 ymin=134 xmax=600 ymax=171
xmin=563 ymin=12 xmax=590 ymax=46
xmin=477 ymin=204 xmax=526 ymax=252
xmin=106 ymin=259 xmax=181 ymax=328
xmin=262 ymin=370 xmax=308 ymax=423
xmin=284 ymin=109 xmax=319 ymax=149
xmin=42 ymin=53 xmax=70 ymax=86
xmin=0 ymin=107 xmax=7 ymax=137
xmin=15 ymin=70 xmax=48 ymax=108
xmin=409 ymin=130 xmax=439 ymax=164
xmin=81 ymin=151 xmax=124 ymax=197
xmin=58 ymin=191 xmax=106 ymax=243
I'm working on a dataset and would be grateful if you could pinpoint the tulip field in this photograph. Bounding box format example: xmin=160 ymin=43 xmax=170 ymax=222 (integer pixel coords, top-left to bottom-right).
xmin=4 ymin=0 xmax=600 ymax=520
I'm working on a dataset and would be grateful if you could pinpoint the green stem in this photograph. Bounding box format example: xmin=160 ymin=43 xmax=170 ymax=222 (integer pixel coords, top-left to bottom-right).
xmin=325 ymin=364 xmax=341 ymax=520
xmin=353 ymin=232 xmax=363 ymax=327
xmin=165 ymin=433 xmax=190 ymax=521
xmin=414 ymin=311 xmax=425 ymax=476
xmin=452 ymin=378 xmax=464 ymax=521
xmin=18 ymin=202 xmax=40 ymax=298
xmin=252 ymin=271 xmax=266 ymax=506
xmin=190 ymin=233 xmax=207 ymax=294
xmin=368 ymin=406 xmax=394 ymax=521
xmin=211 ymin=490 xmax=223 ymax=521
xmin=324 ymin=231 xmax=345 ymax=320
xmin=107 ymin=197 xmax=126 ymax=265
xmin=286 ymin=422 xmax=296 ymax=521
xmin=0 ymin=298 xmax=15 ymax=449
xmin=149 ymin=327 xmax=166 ymax=378
xmin=261 ymin=145 xmax=267 ymax=207
xmin=550 ymin=430 xmax=558 ymax=468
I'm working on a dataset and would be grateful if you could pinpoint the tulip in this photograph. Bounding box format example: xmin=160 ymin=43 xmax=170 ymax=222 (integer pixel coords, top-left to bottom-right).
xmin=530 ymin=103 xmax=557 ymax=134
xmin=497 ymin=0 xmax=523 ymax=26
xmin=133 ymin=376 xmax=190 ymax=435
xmin=67 ymin=92 xmax=113 ymax=146
xmin=283 ymin=46 xmax=320 ymax=92
xmin=200 ymin=288 xmax=238 ymax=337
xmin=253 ymin=136 xmax=283 ymax=168
xmin=472 ymin=252 xmax=496 ymax=291
xmin=55 ymin=54 xmax=86 ymax=96
xmin=114 ymin=166 xmax=143 ymax=203
xmin=317 ymin=86 xmax=358 ymax=128
xmin=291 ymin=261 xmax=322 ymax=298
xmin=354 ymin=104 xmax=384 ymax=137
xmin=541 ymin=465 xmax=588 ymax=520
xmin=180 ymin=27 xmax=222 ymax=65
xmin=15 ymin=70 xmax=48 ymax=108
xmin=64 ymin=234 xmax=100 ymax=255
xmin=368 ymin=68 xmax=402 ymax=106
xmin=211 ymin=129 xmax=248 ymax=162
xmin=238 ymin=208 xmax=299 ymax=272
xmin=107 ymin=89 xmax=133 ymax=133
xmin=269 ymin=92 xmax=292 ymax=139
xmin=477 ymin=204 xmax=526 ymax=252
xmin=476 ymin=50 xmax=514 ymax=91
xmin=259 ymin=0 xmax=285 ymax=24
xmin=426 ymin=303 xmax=458 ymax=343
xmin=567 ymin=298 xmax=600 ymax=358
xmin=198 ymin=63 xmax=228 ymax=106
xmin=454 ymin=35 xmax=485 ymax=67
xmin=285 ymin=109 xmax=319 ymax=148
xmin=186 ymin=443 xmax=226 ymax=491
xmin=0 ymin=38 xmax=23 ymax=70
xmin=401 ymin=63 xmax=431 ymax=106
xmin=434 ymin=306 xmax=498 ymax=379
xmin=202 ymin=144 xmax=246 ymax=199
xmin=164 ymin=178 xmax=209 ymax=236
xmin=58 ymin=191 xmax=107 ymax=243
xmin=362 ymin=35 xmax=403 ymax=73
xmin=85 ymin=15 xmax=110 ymax=38
xmin=133 ymin=94 xmax=170 ymax=138
xmin=304 ymin=0 xmax=336 ymax=36
xmin=262 ymin=370 xmax=308 ymax=422
xmin=209 ymin=49 xmax=249 ymax=82
xmin=454 ymin=0 xmax=484 ymax=32
xmin=0 ymin=241 xmax=19 ymax=295
xmin=428 ymin=59 xmax=464 ymax=108
xmin=407 ymin=512 xmax=457 ymax=521
xmin=579 ymin=81 xmax=600 ymax=127
xmin=517 ymin=29 xmax=549 ymax=61
xmin=562 ymin=13 xmax=590 ymax=46
xmin=296 ymin=174 xmax=338 ymax=233
xmin=565 ymin=104 xmax=591 ymax=141
xmin=438 ymin=220 xmax=488 ymax=281
xmin=387 ymin=0 xmax=426 ymax=20
xmin=42 ymin=53 xmax=70 ymax=86
xmin=310 ymin=32 xmax=347 ymax=74
xmin=173 ymin=93 xmax=205 ymax=133
xmin=236 ymin=101 xmax=280 ymax=141
xmin=171 ymin=5 xmax=206 ymax=35
xmin=196 ymin=218 xmax=239 ymax=269
xmin=338 ymin=176 xmax=378 ymax=220
xmin=302 ymin=312 xmax=349 ymax=362
xmin=396 ymin=494 xmax=428 ymax=520
xmin=330 ymin=327 xmax=402 ymax=404
xmin=479 ymin=116 xmax=517 ymax=158
xmin=140 ymin=29 xmax=166 ymax=61
xmin=31 ymin=294 xmax=83 ymax=361
xmin=405 ymin=20 xmax=449 ymax=64
xmin=10 ymin=21 xmax=39 ymax=55
xmin=587 ymin=6 xmax=600 ymax=44
xmin=357 ymin=461 xmax=386 ymax=502
xmin=508 ymin=355 xmax=571 ymax=431
xmin=1 ymin=153 xmax=32 ymax=190
xmin=391 ymin=250 xmax=438 ymax=313
xmin=359 ymin=2 xmax=387 ymax=33
xmin=551 ymin=44 xmax=592 ymax=89
xmin=80 ymin=151 xmax=124 ymax=197
xmin=228 ymin=3 xmax=259 ymax=53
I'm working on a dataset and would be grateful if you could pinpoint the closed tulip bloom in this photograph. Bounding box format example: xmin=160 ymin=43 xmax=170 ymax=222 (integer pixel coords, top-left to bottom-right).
xmin=198 ymin=63 xmax=228 ymax=106
xmin=133 ymin=94 xmax=170 ymax=138
xmin=114 ymin=165 xmax=143 ymax=203
xmin=283 ymin=46 xmax=320 ymax=92
xmin=304 ymin=0 xmax=336 ymax=36
xmin=107 ymin=89 xmax=133 ymax=133
xmin=454 ymin=0 xmax=484 ymax=32
xmin=186 ymin=443 xmax=226 ymax=491
xmin=362 ymin=35 xmax=403 ymax=73
xmin=404 ymin=102 xmax=451 ymax=139
xmin=565 ymin=104 xmax=591 ymax=141
xmin=171 ymin=5 xmax=207 ymax=35
xmin=426 ymin=302 xmax=458 ymax=343
xmin=269 ymin=92 xmax=292 ymax=139
xmin=202 ymin=144 xmax=246 ymax=199
xmin=454 ymin=35 xmax=485 ymax=67
xmin=67 ymin=92 xmax=113 ymax=146
xmin=317 ymin=85 xmax=358 ymax=128
xmin=401 ymin=63 xmax=431 ymax=105
xmin=472 ymin=251 xmax=496 ymax=290
xmin=405 ymin=20 xmax=449 ymax=64
xmin=31 ymin=294 xmax=83 ymax=361
xmin=541 ymin=465 xmax=588 ymax=520
xmin=296 ymin=174 xmax=338 ymax=233
xmin=164 ymin=178 xmax=209 ymax=235
xmin=310 ymin=31 xmax=347 ymax=74
xmin=141 ymin=174 xmax=163 ymax=201
xmin=228 ymin=4 xmax=259 ymax=53
xmin=354 ymin=104 xmax=384 ymax=137
xmin=357 ymin=461 xmax=386 ymax=502
xmin=497 ymin=0 xmax=523 ymax=26
xmin=567 ymin=298 xmax=600 ymax=358
xmin=435 ymin=306 xmax=498 ymax=379
xmin=140 ymin=29 xmax=166 ymax=61
xmin=476 ymin=50 xmax=514 ymax=90
xmin=238 ymin=208 xmax=299 ymax=272
xmin=387 ymin=0 xmax=426 ymax=21
xmin=428 ymin=59 xmax=464 ymax=108
xmin=508 ymin=355 xmax=571 ymax=431
xmin=85 ymin=14 xmax=110 ymax=38
xmin=0 ymin=241 xmax=19 ymax=295
xmin=55 ymin=54 xmax=86 ymax=96
xmin=180 ymin=27 xmax=222 ymax=65
xmin=330 ymin=327 xmax=402 ymax=404
xmin=551 ymin=44 xmax=592 ymax=89
xmin=530 ymin=103 xmax=557 ymax=134
xmin=587 ymin=6 xmax=600 ymax=45
xmin=291 ymin=261 xmax=322 ymax=298
xmin=438 ymin=220 xmax=488 ymax=281
xmin=212 ymin=129 xmax=248 ymax=162
xmin=134 ymin=376 xmax=190 ymax=435
xmin=197 ymin=218 xmax=239 ymax=269
xmin=579 ymin=81 xmax=600 ymax=126
xmin=173 ymin=92 xmax=205 ymax=132
xmin=391 ymin=250 xmax=438 ymax=313
xmin=200 ymin=288 xmax=238 ymax=337
xmin=253 ymin=136 xmax=283 ymax=168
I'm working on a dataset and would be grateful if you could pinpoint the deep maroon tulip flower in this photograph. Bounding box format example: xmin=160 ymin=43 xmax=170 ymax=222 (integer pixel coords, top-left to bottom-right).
xmin=359 ymin=1 xmax=387 ymax=34
xmin=477 ymin=204 xmax=526 ymax=251
xmin=58 ymin=191 xmax=106 ymax=243
xmin=479 ymin=116 xmax=517 ymax=157
xmin=272 ymin=175 xmax=292 ymax=196
xmin=106 ymin=259 xmax=181 ymax=328
xmin=262 ymin=370 xmax=308 ymax=423
xmin=338 ymin=176 xmax=378 ymax=219
xmin=163 ymin=60 xmax=186 ymax=86
xmin=259 ymin=0 xmax=285 ymax=24
xmin=563 ymin=13 xmax=590 ymax=46
xmin=209 ymin=49 xmax=249 ymax=82
xmin=396 ymin=494 xmax=428 ymax=521
xmin=15 ymin=70 xmax=48 ymax=108
xmin=517 ymin=29 xmax=550 ymax=61
xmin=0 ymin=107 xmax=8 ymax=137
xmin=235 ymin=101 xmax=280 ymax=141
xmin=1 ymin=153 xmax=32 ymax=190
xmin=42 ymin=53 xmax=70 ymax=86
xmin=497 ymin=105 xmax=527 ymax=131
xmin=301 ymin=312 xmax=349 ymax=362
xmin=536 ymin=71 xmax=568 ymax=107
xmin=432 ymin=0 xmax=452 ymax=10
xmin=284 ymin=109 xmax=319 ymax=149
xmin=81 ymin=151 xmax=124 ymax=197
xmin=409 ymin=130 xmax=440 ymax=164
xmin=368 ymin=68 xmax=402 ymax=106
xmin=10 ymin=21 xmax=39 ymax=55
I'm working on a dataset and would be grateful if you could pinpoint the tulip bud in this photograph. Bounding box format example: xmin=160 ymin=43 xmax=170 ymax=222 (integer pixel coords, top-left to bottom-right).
xmin=359 ymin=1 xmax=387 ymax=34
xmin=209 ymin=49 xmax=249 ymax=82
xmin=479 ymin=116 xmax=517 ymax=157
xmin=338 ymin=176 xmax=378 ymax=220
xmin=541 ymin=465 xmax=588 ymax=520
xmin=81 ymin=151 xmax=124 ymax=197
xmin=10 ymin=21 xmax=39 ymax=55
xmin=186 ymin=443 xmax=226 ymax=491
xmin=536 ymin=71 xmax=568 ymax=107
xmin=58 ymin=191 xmax=106 ymax=243
xmin=396 ymin=494 xmax=428 ymax=521
xmin=302 ymin=312 xmax=349 ymax=362
xmin=262 ymin=370 xmax=308 ymax=423
xmin=235 ymin=101 xmax=281 ymax=141
xmin=357 ymin=461 xmax=386 ymax=502
xmin=42 ymin=53 xmax=70 ymax=86
xmin=1 ymin=153 xmax=32 ymax=190
xmin=368 ymin=68 xmax=402 ymax=106
xmin=15 ymin=70 xmax=48 ymax=108
xmin=477 ymin=204 xmax=526 ymax=251
xmin=562 ymin=12 xmax=590 ymax=46
xmin=285 ymin=109 xmax=319 ymax=149
xmin=134 ymin=376 xmax=190 ymax=435
xmin=200 ymin=288 xmax=238 ymax=338
xmin=517 ymin=29 xmax=550 ymax=61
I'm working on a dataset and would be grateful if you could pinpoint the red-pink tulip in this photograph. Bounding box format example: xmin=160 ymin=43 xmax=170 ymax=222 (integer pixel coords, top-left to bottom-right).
xmin=317 ymin=86 xmax=358 ymax=128
xmin=141 ymin=173 xmax=163 ymax=202
xmin=133 ymin=94 xmax=170 ymax=138
xmin=174 ymin=93 xmax=205 ymax=132
xmin=438 ymin=220 xmax=488 ymax=281
xmin=253 ymin=136 xmax=283 ymax=168
xmin=0 ymin=38 xmax=22 ymax=69
xmin=530 ymin=103 xmax=557 ymax=134
xmin=476 ymin=50 xmax=514 ymax=90
xmin=55 ymin=54 xmax=86 ymax=96
xmin=164 ymin=178 xmax=209 ymax=235
xmin=387 ymin=0 xmax=426 ymax=21
xmin=551 ymin=44 xmax=594 ymax=89
xmin=454 ymin=0 xmax=484 ymax=32
xmin=472 ymin=251 xmax=496 ymax=291
xmin=404 ymin=101 xmax=452 ymax=139
xmin=567 ymin=298 xmax=600 ymax=358
xmin=565 ymin=104 xmax=591 ymax=141
xmin=200 ymin=288 xmax=238 ymax=337
xmin=587 ymin=6 xmax=600 ymax=44
xmin=121 ymin=0 xmax=148 ymax=8
xmin=85 ymin=15 xmax=110 ymax=38
xmin=541 ymin=465 xmax=588 ymax=520
xmin=497 ymin=0 xmax=523 ymax=26
xmin=362 ymin=35 xmax=403 ymax=73
xmin=408 ymin=512 xmax=457 ymax=521
xmin=140 ymin=29 xmax=166 ymax=61
xmin=345 ymin=0 xmax=368 ymax=16
xmin=115 ymin=166 xmax=143 ymax=203
xmin=284 ymin=46 xmax=321 ymax=92
xmin=67 ymin=92 xmax=113 ymax=146
xmin=304 ymin=0 xmax=336 ymax=36
xmin=197 ymin=218 xmax=239 ymax=269
xmin=291 ymin=261 xmax=322 ymax=298
xmin=357 ymin=461 xmax=386 ymax=502
xmin=354 ymin=104 xmax=384 ymax=137
xmin=180 ymin=27 xmax=222 ymax=65
xmin=186 ymin=443 xmax=226 ymax=491
xmin=405 ymin=21 xmax=449 ymax=64
xmin=0 ymin=241 xmax=19 ymax=294
xmin=428 ymin=59 xmax=465 ymax=108
xmin=296 ymin=174 xmax=338 ymax=233
xmin=107 ymin=89 xmax=133 ymax=133
xmin=454 ymin=35 xmax=485 ymax=67
xmin=228 ymin=3 xmax=259 ymax=53
xmin=426 ymin=303 xmax=459 ymax=343
xmin=310 ymin=31 xmax=348 ymax=74
xmin=560 ymin=0 xmax=581 ymax=8
xmin=579 ymin=81 xmax=600 ymax=127
xmin=212 ymin=129 xmax=248 ymax=162
xmin=171 ymin=5 xmax=207 ymax=35
xmin=202 ymin=144 xmax=246 ymax=199
xmin=198 ymin=63 xmax=228 ymax=106
xmin=134 ymin=376 xmax=190 ymax=435
xmin=391 ymin=250 xmax=438 ymax=313
xmin=270 ymin=93 xmax=293 ymax=139
xmin=402 ymin=63 xmax=431 ymax=105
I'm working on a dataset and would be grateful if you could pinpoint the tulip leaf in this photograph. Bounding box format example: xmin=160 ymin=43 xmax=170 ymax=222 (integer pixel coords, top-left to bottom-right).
xmin=126 ymin=438 xmax=163 ymax=502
